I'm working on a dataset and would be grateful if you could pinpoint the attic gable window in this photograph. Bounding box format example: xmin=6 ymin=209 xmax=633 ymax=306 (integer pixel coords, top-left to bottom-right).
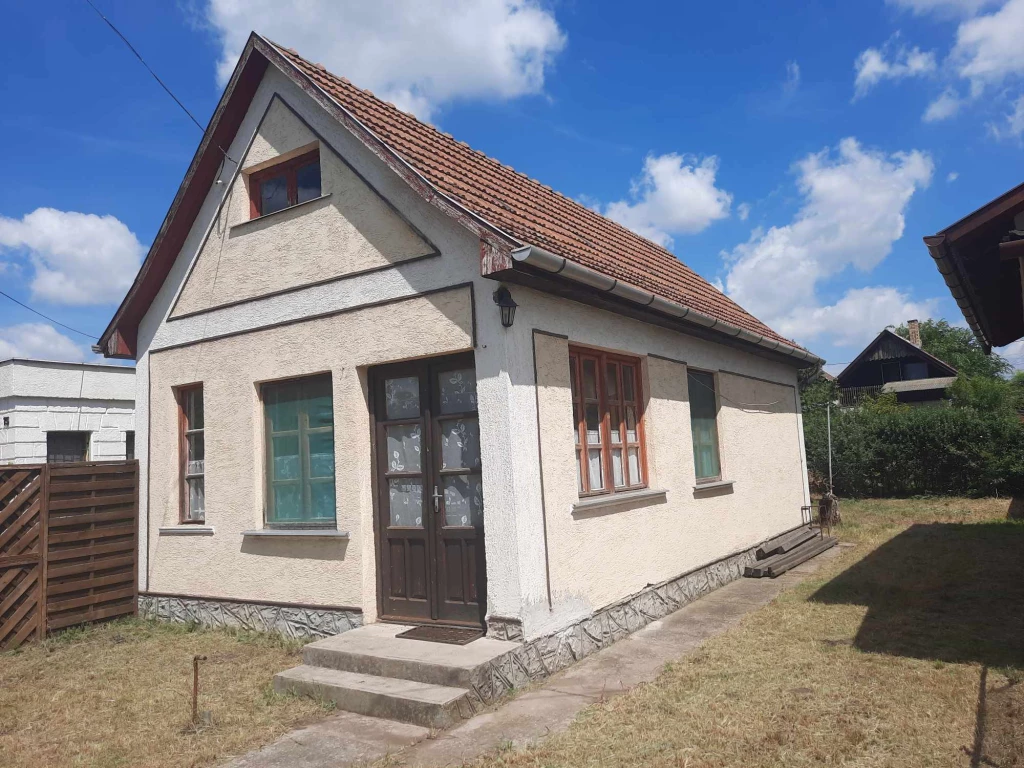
xmin=248 ymin=148 xmax=321 ymax=218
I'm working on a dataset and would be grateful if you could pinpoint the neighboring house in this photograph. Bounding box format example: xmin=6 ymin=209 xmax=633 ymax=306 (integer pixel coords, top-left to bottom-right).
xmin=97 ymin=33 xmax=821 ymax=643
xmin=0 ymin=359 xmax=136 ymax=464
xmin=836 ymin=321 xmax=957 ymax=407
xmin=926 ymin=181 xmax=1024 ymax=352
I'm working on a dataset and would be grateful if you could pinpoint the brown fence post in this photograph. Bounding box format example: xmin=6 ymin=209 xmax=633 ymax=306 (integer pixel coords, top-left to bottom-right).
xmin=39 ymin=463 xmax=50 ymax=638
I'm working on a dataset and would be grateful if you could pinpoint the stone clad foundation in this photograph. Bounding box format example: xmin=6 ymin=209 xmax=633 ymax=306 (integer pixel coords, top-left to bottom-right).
xmin=142 ymin=540 xmax=757 ymax=709
xmin=138 ymin=594 xmax=362 ymax=639
xmin=466 ymin=546 xmax=758 ymax=707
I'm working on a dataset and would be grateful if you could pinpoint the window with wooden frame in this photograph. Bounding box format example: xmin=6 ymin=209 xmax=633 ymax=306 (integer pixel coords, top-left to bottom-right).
xmin=248 ymin=148 xmax=322 ymax=219
xmin=687 ymin=370 xmax=722 ymax=483
xmin=569 ymin=348 xmax=647 ymax=496
xmin=263 ymin=374 xmax=336 ymax=527
xmin=178 ymin=385 xmax=205 ymax=523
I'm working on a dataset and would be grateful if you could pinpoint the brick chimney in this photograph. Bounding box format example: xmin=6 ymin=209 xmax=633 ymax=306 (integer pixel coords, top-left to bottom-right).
xmin=908 ymin=319 xmax=922 ymax=347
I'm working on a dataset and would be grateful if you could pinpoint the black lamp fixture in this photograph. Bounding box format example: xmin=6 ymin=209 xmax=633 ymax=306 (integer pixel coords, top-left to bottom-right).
xmin=493 ymin=286 xmax=518 ymax=328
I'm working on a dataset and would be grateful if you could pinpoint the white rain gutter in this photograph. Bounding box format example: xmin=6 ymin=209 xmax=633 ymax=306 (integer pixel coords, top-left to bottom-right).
xmin=511 ymin=244 xmax=824 ymax=367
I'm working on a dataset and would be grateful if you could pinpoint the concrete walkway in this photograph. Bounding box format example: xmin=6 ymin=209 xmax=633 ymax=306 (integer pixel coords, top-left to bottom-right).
xmin=224 ymin=545 xmax=845 ymax=768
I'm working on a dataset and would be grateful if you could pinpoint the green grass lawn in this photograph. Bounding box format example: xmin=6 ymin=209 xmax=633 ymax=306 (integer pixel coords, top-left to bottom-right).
xmin=467 ymin=498 xmax=1024 ymax=768
xmin=0 ymin=619 xmax=332 ymax=768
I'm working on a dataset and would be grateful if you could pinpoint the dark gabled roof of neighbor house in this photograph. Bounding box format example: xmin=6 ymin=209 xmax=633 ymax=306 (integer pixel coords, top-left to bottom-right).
xmin=836 ymin=329 xmax=957 ymax=387
xmin=925 ymin=180 xmax=1024 ymax=352
xmin=99 ymin=33 xmax=821 ymax=367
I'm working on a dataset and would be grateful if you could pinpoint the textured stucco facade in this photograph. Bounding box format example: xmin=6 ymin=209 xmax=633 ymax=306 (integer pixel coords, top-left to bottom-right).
xmin=0 ymin=359 xmax=136 ymax=464
xmin=133 ymin=62 xmax=812 ymax=642
xmin=171 ymin=96 xmax=435 ymax=318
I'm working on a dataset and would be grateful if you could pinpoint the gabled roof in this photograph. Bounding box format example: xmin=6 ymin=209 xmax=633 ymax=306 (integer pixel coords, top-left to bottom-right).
xmin=100 ymin=33 xmax=818 ymax=366
xmin=925 ymin=181 xmax=1024 ymax=351
xmin=836 ymin=329 xmax=958 ymax=385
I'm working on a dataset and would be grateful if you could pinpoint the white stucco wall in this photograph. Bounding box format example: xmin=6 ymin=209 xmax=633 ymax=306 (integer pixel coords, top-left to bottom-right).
xmin=147 ymin=288 xmax=473 ymax=611
xmin=131 ymin=60 xmax=812 ymax=639
xmin=171 ymin=96 xmax=434 ymax=318
xmin=512 ymin=288 xmax=809 ymax=638
xmin=0 ymin=360 xmax=136 ymax=464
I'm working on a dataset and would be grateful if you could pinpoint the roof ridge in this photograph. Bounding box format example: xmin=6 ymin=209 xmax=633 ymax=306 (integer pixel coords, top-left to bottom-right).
xmin=268 ymin=40 xmax=802 ymax=350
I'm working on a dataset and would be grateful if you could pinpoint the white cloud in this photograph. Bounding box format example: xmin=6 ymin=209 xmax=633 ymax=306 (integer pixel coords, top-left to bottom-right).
xmin=784 ymin=61 xmax=801 ymax=93
xmin=601 ymin=154 xmax=732 ymax=248
xmin=854 ymin=43 xmax=937 ymax=98
xmin=947 ymin=170 xmax=960 ymax=181
xmin=723 ymin=138 xmax=935 ymax=350
xmin=989 ymin=93 xmax=1024 ymax=137
xmin=923 ymin=88 xmax=965 ymax=121
xmin=951 ymin=0 xmax=1024 ymax=91
xmin=737 ymin=202 xmax=752 ymax=221
xmin=0 ymin=208 xmax=144 ymax=306
xmin=998 ymin=338 xmax=1024 ymax=370
xmin=773 ymin=287 xmax=939 ymax=348
xmin=204 ymin=0 xmax=567 ymax=122
xmin=0 ymin=323 xmax=89 ymax=362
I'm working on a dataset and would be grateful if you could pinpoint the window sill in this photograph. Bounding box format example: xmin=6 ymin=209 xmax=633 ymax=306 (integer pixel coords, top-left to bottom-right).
xmin=159 ymin=525 xmax=214 ymax=536
xmin=572 ymin=487 xmax=667 ymax=514
xmin=241 ymin=529 xmax=350 ymax=539
xmin=230 ymin=193 xmax=332 ymax=233
xmin=693 ymin=479 xmax=735 ymax=494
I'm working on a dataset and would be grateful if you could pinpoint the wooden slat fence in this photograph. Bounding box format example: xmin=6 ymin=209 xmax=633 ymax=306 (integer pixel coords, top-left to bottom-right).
xmin=0 ymin=461 xmax=138 ymax=650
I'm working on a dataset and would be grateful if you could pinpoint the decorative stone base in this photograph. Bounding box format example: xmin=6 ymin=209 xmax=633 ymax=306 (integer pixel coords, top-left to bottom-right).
xmin=485 ymin=615 xmax=525 ymax=643
xmin=465 ymin=546 xmax=758 ymax=707
xmin=139 ymin=594 xmax=362 ymax=640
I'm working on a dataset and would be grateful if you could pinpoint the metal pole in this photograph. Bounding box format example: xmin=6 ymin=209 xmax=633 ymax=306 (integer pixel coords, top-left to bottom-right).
xmin=827 ymin=402 xmax=833 ymax=493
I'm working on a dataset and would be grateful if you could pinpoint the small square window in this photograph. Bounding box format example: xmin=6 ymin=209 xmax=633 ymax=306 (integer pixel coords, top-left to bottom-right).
xmin=249 ymin=149 xmax=322 ymax=218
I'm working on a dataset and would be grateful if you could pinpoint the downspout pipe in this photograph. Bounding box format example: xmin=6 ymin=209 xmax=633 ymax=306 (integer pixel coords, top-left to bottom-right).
xmin=511 ymin=244 xmax=824 ymax=367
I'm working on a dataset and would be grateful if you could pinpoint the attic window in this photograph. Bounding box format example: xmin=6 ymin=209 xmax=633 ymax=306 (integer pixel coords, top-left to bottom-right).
xmin=248 ymin=148 xmax=321 ymax=218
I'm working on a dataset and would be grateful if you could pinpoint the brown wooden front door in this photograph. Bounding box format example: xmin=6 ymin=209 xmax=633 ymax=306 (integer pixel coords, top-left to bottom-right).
xmin=373 ymin=352 xmax=486 ymax=628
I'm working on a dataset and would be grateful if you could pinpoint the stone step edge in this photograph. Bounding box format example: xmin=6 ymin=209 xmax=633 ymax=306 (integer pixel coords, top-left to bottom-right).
xmin=273 ymin=664 xmax=473 ymax=729
xmin=301 ymin=645 xmax=485 ymax=688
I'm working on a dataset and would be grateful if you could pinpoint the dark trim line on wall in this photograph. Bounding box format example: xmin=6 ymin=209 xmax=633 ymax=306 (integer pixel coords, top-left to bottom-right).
xmin=150 ymin=282 xmax=477 ymax=355
xmin=531 ymin=328 xmax=568 ymax=611
xmin=647 ymin=352 xmax=688 ymax=367
xmin=717 ymin=368 xmax=796 ymax=390
xmin=141 ymin=591 xmax=362 ymax=614
xmin=167 ymin=91 xmax=442 ymax=321
xmin=169 ymin=250 xmax=441 ymax=322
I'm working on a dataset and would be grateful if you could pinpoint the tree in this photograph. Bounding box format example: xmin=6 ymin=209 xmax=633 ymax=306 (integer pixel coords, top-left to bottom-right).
xmin=893 ymin=319 xmax=1011 ymax=380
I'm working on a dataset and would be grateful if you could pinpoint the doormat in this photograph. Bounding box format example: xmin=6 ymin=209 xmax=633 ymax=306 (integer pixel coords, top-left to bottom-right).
xmin=396 ymin=625 xmax=483 ymax=645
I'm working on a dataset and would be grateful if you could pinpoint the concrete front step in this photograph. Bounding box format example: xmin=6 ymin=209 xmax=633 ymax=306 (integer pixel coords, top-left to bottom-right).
xmin=302 ymin=623 xmax=518 ymax=689
xmin=273 ymin=665 xmax=471 ymax=730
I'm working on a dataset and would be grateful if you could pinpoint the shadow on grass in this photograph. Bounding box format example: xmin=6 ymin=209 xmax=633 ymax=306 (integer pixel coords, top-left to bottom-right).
xmin=810 ymin=521 xmax=1024 ymax=668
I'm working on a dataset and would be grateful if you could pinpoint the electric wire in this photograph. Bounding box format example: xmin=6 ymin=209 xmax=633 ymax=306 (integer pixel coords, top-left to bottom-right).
xmin=83 ymin=0 xmax=238 ymax=165
xmin=0 ymin=289 xmax=99 ymax=340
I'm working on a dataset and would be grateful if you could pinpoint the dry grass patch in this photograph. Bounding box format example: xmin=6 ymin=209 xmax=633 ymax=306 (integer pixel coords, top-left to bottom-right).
xmin=467 ymin=498 xmax=1024 ymax=768
xmin=0 ymin=619 xmax=331 ymax=768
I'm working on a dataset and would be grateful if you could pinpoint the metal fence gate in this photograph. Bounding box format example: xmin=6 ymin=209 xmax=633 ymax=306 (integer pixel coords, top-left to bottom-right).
xmin=0 ymin=461 xmax=138 ymax=650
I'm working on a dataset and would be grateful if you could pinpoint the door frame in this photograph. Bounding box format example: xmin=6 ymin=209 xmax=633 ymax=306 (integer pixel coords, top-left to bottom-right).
xmin=369 ymin=351 xmax=486 ymax=628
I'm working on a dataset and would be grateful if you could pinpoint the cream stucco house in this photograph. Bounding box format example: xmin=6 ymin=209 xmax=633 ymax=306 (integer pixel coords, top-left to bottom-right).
xmin=99 ymin=34 xmax=822 ymax=645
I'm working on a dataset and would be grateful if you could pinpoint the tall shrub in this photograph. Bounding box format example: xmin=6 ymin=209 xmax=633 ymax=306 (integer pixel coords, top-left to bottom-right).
xmin=804 ymin=405 xmax=1024 ymax=498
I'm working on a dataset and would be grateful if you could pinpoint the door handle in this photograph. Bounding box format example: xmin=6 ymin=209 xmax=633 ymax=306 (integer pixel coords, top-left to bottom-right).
xmin=431 ymin=486 xmax=443 ymax=513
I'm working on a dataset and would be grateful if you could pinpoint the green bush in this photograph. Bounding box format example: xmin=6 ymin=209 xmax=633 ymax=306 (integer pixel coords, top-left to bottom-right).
xmin=804 ymin=405 xmax=1024 ymax=498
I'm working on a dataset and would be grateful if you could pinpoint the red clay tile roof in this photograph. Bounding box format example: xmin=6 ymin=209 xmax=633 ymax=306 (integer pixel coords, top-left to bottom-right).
xmin=273 ymin=43 xmax=798 ymax=349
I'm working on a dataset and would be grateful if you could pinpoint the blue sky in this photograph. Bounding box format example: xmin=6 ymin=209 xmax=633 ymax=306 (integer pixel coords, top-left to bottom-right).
xmin=1 ymin=0 xmax=1023 ymax=371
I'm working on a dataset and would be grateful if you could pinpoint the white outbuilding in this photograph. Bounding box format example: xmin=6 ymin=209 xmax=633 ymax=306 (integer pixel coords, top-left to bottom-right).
xmin=0 ymin=358 xmax=136 ymax=464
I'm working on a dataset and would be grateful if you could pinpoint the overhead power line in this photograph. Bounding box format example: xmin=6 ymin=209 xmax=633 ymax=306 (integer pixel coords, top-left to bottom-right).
xmin=83 ymin=0 xmax=238 ymax=164
xmin=0 ymin=290 xmax=99 ymax=340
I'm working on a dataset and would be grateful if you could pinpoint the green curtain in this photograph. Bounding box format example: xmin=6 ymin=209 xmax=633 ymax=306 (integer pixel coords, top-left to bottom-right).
xmin=688 ymin=371 xmax=721 ymax=480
